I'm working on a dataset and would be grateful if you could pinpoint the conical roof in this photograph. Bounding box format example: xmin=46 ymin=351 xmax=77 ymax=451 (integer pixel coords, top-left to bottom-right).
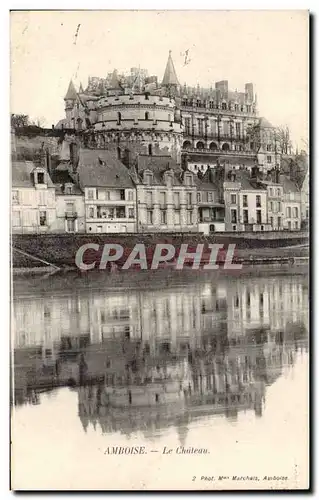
xmin=162 ymin=51 xmax=179 ymax=86
xmin=64 ymin=79 xmax=77 ymax=100
xmin=109 ymin=69 xmax=122 ymax=90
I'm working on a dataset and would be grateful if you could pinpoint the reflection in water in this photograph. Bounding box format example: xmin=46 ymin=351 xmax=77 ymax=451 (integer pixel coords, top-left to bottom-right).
xmin=12 ymin=272 xmax=308 ymax=444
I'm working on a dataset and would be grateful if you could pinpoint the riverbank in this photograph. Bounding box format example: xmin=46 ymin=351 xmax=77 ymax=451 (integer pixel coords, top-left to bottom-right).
xmin=12 ymin=232 xmax=309 ymax=273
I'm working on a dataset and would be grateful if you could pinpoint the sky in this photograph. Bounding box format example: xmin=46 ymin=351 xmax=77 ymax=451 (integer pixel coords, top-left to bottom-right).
xmin=10 ymin=10 xmax=308 ymax=148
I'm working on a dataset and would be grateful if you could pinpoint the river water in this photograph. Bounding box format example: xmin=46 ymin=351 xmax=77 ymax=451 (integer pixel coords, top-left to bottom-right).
xmin=11 ymin=269 xmax=309 ymax=490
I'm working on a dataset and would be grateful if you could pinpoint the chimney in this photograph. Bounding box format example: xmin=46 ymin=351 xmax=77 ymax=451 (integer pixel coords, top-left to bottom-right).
xmin=215 ymin=80 xmax=228 ymax=97
xmin=245 ymin=83 xmax=254 ymax=101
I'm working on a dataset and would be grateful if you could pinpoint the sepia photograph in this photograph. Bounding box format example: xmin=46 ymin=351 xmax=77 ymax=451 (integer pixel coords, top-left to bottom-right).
xmin=10 ymin=9 xmax=309 ymax=491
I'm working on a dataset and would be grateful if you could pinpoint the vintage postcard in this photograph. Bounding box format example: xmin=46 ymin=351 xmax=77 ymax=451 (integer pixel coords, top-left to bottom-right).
xmin=10 ymin=10 xmax=309 ymax=491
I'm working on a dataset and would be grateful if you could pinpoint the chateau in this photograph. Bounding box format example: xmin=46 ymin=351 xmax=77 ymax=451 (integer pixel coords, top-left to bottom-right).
xmin=11 ymin=52 xmax=308 ymax=235
xmin=56 ymin=52 xmax=279 ymax=172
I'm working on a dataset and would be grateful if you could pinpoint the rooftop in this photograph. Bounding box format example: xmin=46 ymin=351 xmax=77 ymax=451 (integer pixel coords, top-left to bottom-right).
xmin=12 ymin=161 xmax=54 ymax=188
xmin=77 ymin=149 xmax=134 ymax=188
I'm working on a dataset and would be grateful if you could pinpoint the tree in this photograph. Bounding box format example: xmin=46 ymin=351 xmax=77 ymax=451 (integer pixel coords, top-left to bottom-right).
xmin=11 ymin=113 xmax=30 ymax=129
xmin=275 ymin=126 xmax=293 ymax=155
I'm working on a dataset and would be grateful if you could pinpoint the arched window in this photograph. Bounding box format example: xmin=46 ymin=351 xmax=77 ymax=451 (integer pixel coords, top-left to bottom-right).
xmin=196 ymin=141 xmax=204 ymax=150
xmin=222 ymin=143 xmax=230 ymax=151
xmin=183 ymin=141 xmax=192 ymax=150
xmin=145 ymin=112 xmax=149 ymax=120
xmin=222 ymin=102 xmax=227 ymax=110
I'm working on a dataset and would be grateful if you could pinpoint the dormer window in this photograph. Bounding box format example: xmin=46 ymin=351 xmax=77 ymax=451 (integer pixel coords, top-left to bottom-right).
xmin=165 ymin=172 xmax=173 ymax=187
xmin=144 ymin=172 xmax=153 ymax=185
xmin=65 ymin=184 xmax=73 ymax=195
xmin=184 ymin=174 xmax=192 ymax=186
xmin=37 ymin=172 xmax=45 ymax=184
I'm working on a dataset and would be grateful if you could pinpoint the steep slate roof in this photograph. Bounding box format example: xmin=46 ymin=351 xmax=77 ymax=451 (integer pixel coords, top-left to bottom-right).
xmin=135 ymin=155 xmax=185 ymax=185
xmin=77 ymin=149 xmax=134 ymax=188
xmin=259 ymin=117 xmax=273 ymax=128
xmin=279 ymin=174 xmax=300 ymax=194
xmin=193 ymin=169 xmax=219 ymax=191
xmin=51 ymin=167 xmax=83 ymax=195
xmin=12 ymin=161 xmax=54 ymax=188
xmin=64 ymin=80 xmax=78 ymax=100
xmin=226 ymin=169 xmax=267 ymax=191
xmin=162 ymin=51 xmax=179 ymax=86
xmin=109 ymin=69 xmax=122 ymax=90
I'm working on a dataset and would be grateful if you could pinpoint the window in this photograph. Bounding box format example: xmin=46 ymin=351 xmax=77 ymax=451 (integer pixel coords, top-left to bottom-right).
xmin=269 ymin=188 xmax=273 ymax=197
xmin=147 ymin=210 xmax=153 ymax=224
xmin=267 ymin=156 xmax=272 ymax=164
xmin=65 ymin=185 xmax=73 ymax=195
xmin=12 ymin=211 xmax=21 ymax=227
xmin=146 ymin=191 xmax=153 ymax=206
xmin=231 ymin=209 xmax=237 ymax=223
xmin=270 ymin=201 xmax=273 ymax=211
xmin=67 ymin=219 xmax=75 ymax=232
xmin=174 ymin=192 xmax=180 ymax=207
xmin=174 ymin=210 xmax=181 ymax=225
xmin=145 ymin=112 xmax=149 ymax=120
xmin=128 ymin=208 xmax=135 ymax=219
xmin=194 ymin=165 xmax=197 ymax=170
xmin=277 ymin=188 xmax=281 ymax=196
xmin=198 ymin=119 xmax=204 ymax=136
xmin=232 ymin=225 xmax=237 ymax=231
xmin=120 ymin=190 xmax=125 ymax=200
xmin=278 ymin=202 xmax=281 ymax=212
xmin=234 ymin=104 xmax=238 ymax=111
xmin=208 ymin=192 xmax=213 ymax=202
xmin=66 ymin=202 xmax=74 ymax=214
xmin=235 ymin=122 xmax=241 ymax=136
xmin=288 ymin=221 xmax=292 ymax=230
xmin=278 ymin=216 xmax=281 ymax=227
xmin=88 ymin=189 xmax=95 ymax=200
xmin=12 ymin=190 xmax=19 ymax=204
xmin=116 ymin=207 xmax=125 ymax=218
xmin=287 ymin=207 xmax=291 ymax=218
xmin=243 ymin=194 xmax=248 ymax=207
xmin=243 ymin=209 xmax=248 ymax=224
xmin=160 ymin=210 xmax=167 ymax=225
xmin=88 ymin=207 xmax=94 ymax=218
xmin=159 ymin=191 xmax=166 ymax=207
xmin=187 ymin=211 xmax=192 ymax=225
xmin=197 ymin=192 xmax=201 ymax=203
xmin=117 ymin=112 xmax=121 ymax=125
xmin=270 ymin=216 xmax=274 ymax=226
xmin=148 ymin=144 xmax=152 ymax=155
xmin=231 ymin=194 xmax=237 ymax=205
xmin=294 ymin=221 xmax=298 ymax=229
xmin=256 ymin=210 xmax=262 ymax=224
xmin=293 ymin=207 xmax=298 ymax=218
xmin=187 ymin=192 xmax=192 ymax=205
xmin=128 ymin=191 xmax=133 ymax=201
xmin=37 ymin=172 xmax=45 ymax=184
xmin=184 ymin=117 xmax=191 ymax=135
xmin=39 ymin=211 xmax=47 ymax=226
xmin=266 ymin=144 xmax=272 ymax=151
xmin=222 ymin=102 xmax=227 ymax=110
xmin=256 ymin=195 xmax=261 ymax=207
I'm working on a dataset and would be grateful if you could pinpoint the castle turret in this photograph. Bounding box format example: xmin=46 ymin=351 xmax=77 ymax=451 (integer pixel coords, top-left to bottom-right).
xmin=64 ymin=79 xmax=77 ymax=125
xmin=162 ymin=51 xmax=179 ymax=96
